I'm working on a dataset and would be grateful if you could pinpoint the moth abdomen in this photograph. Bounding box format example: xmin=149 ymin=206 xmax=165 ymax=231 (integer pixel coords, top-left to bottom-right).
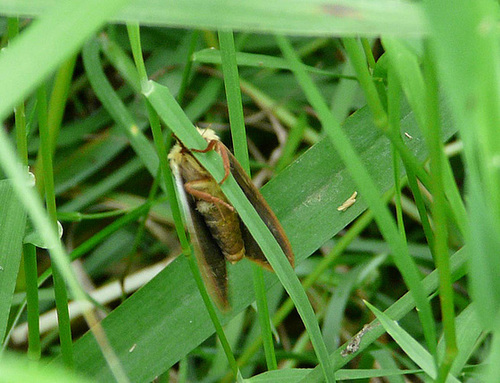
xmin=196 ymin=199 xmax=245 ymax=264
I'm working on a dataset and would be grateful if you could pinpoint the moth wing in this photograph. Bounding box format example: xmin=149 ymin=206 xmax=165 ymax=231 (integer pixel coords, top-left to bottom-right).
xmin=171 ymin=162 xmax=229 ymax=310
xmin=224 ymin=145 xmax=295 ymax=269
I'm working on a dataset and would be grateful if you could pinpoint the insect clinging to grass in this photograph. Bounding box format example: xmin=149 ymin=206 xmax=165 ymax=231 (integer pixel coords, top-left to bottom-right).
xmin=168 ymin=128 xmax=294 ymax=309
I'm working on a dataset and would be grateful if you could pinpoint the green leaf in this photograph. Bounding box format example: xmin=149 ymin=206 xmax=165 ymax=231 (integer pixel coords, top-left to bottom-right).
xmin=0 ymin=180 xmax=27 ymax=343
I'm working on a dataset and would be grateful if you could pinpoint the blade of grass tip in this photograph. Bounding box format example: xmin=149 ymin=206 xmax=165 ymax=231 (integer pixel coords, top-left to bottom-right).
xmin=366 ymin=301 xmax=461 ymax=383
xmin=276 ymin=34 xmax=437 ymax=357
xmin=145 ymin=81 xmax=336 ymax=383
xmin=37 ymin=84 xmax=74 ymax=368
xmin=218 ymin=28 xmax=278 ymax=371
xmin=128 ymin=23 xmax=241 ymax=379
xmin=365 ymin=301 xmax=437 ymax=379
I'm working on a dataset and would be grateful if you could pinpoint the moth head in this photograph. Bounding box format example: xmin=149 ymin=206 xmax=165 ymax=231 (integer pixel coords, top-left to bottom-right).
xmin=196 ymin=127 xmax=220 ymax=142
xmin=168 ymin=127 xmax=221 ymax=163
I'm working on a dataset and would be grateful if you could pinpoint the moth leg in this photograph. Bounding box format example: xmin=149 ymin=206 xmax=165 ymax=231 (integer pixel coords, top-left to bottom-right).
xmin=184 ymin=180 xmax=235 ymax=212
xmin=191 ymin=140 xmax=231 ymax=185
xmin=191 ymin=139 xmax=217 ymax=153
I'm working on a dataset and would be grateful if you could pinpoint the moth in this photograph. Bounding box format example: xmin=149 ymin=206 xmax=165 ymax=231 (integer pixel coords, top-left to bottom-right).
xmin=168 ymin=128 xmax=294 ymax=309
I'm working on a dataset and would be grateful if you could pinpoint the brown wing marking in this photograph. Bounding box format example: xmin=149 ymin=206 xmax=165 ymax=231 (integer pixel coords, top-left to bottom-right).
xmin=223 ymin=144 xmax=295 ymax=269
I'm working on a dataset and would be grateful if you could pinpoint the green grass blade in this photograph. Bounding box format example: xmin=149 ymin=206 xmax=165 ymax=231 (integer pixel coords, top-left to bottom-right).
xmin=248 ymin=367 xmax=424 ymax=382
xmin=437 ymin=304 xmax=482 ymax=377
xmin=1 ymin=1 xmax=427 ymax=37
xmin=38 ymin=83 xmax=74 ymax=367
xmin=193 ymin=48 xmax=352 ymax=79
xmin=424 ymin=0 xmax=500 ymax=333
xmin=219 ymin=28 xmax=278 ymax=371
xmin=0 ymin=181 xmax=27 ymax=343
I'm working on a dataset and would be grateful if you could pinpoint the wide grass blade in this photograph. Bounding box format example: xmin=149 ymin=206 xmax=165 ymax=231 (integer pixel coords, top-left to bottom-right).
xmin=0 ymin=181 xmax=27 ymax=343
xmin=1 ymin=1 xmax=427 ymax=37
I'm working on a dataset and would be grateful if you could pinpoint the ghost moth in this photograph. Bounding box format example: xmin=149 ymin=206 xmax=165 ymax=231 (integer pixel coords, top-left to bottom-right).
xmin=168 ymin=128 xmax=294 ymax=310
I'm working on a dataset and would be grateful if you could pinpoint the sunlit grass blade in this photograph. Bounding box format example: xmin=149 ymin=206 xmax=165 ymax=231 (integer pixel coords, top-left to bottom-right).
xmin=2 ymin=1 xmax=427 ymax=37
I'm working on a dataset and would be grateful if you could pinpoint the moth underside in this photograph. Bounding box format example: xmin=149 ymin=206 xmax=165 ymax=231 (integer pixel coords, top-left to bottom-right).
xmin=169 ymin=128 xmax=294 ymax=310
